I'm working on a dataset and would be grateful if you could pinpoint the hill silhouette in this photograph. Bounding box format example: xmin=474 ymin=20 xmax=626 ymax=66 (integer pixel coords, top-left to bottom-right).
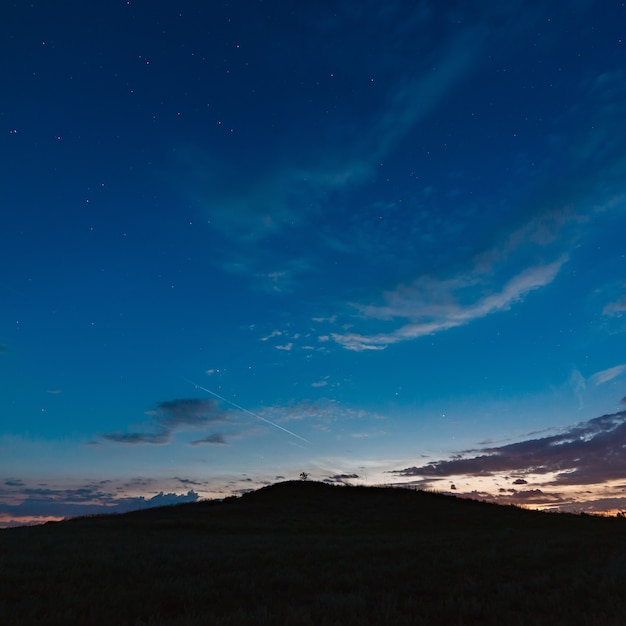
xmin=2 ymin=481 xmax=626 ymax=625
xmin=77 ymin=480 xmax=565 ymax=529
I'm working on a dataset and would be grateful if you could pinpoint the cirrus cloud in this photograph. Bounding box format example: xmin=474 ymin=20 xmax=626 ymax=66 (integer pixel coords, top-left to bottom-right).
xmin=589 ymin=365 xmax=626 ymax=387
xmin=332 ymin=256 xmax=567 ymax=351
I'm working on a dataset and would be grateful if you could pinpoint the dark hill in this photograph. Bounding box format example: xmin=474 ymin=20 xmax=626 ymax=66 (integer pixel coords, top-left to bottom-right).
xmin=2 ymin=482 xmax=626 ymax=625
xmin=66 ymin=480 xmax=573 ymax=529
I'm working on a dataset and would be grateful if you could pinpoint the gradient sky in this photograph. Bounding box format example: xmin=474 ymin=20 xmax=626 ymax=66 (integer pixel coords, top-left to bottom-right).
xmin=2 ymin=0 xmax=626 ymax=526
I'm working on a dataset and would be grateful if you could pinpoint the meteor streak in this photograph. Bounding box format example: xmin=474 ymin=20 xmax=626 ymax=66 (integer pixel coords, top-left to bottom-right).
xmin=183 ymin=378 xmax=310 ymax=444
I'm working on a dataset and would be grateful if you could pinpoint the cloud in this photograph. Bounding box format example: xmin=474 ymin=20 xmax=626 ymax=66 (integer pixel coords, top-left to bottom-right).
xmin=260 ymin=398 xmax=374 ymax=425
xmin=599 ymin=286 xmax=626 ymax=335
xmin=179 ymin=2 xmax=498 ymax=270
xmin=604 ymin=296 xmax=626 ymax=316
xmin=101 ymin=431 xmax=171 ymax=445
xmin=358 ymin=27 xmax=484 ymax=166
xmin=174 ymin=477 xmax=204 ymax=486
xmin=0 ymin=486 xmax=200 ymax=526
xmin=569 ymin=368 xmax=587 ymax=409
xmin=324 ymin=473 xmax=360 ymax=484
xmin=391 ymin=408 xmax=626 ymax=488
xmin=589 ymin=365 xmax=626 ymax=386
xmin=190 ymin=433 xmax=228 ymax=446
xmin=101 ymin=398 xmax=227 ymax=445
xmin=152 ymin=398 xmax=224 ymax=428
xmin=323 ymin=69 xmax=626 ymax=351
xmin=138 ymin=490 xmax=199 ymax=509
xmin=464 ymin=488 xmax=560 ymax=508
xmin=4 ymin=479 xmax=24 ymax=487
xmin=259 ymin=328 xmax=305 ymax=351
xmin=332 ymin=256 xmax=567 ymax=351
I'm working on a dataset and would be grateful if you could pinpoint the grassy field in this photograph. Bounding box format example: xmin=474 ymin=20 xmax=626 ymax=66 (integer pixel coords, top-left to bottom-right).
xmin=1 ymin=481 xmax=626 ymax=625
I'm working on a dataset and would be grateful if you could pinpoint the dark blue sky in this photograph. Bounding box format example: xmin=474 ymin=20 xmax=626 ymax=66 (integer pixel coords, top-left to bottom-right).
xmin=2 ymin=1 xmax=626 ymax=525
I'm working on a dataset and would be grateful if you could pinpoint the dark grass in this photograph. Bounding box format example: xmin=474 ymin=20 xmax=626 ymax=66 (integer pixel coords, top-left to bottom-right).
xmin=2 ymin=481 xmax=626 ymax=625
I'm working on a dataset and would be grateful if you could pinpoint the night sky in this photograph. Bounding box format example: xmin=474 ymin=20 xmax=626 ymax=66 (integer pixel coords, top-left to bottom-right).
xmin=2 ymin=1 xmax=626 ymax=526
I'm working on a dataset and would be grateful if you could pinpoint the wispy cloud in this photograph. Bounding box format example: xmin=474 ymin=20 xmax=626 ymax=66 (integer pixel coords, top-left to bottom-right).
xmin=174 ymin=477 xmax=204 ymax=486
xmin=180 ymin=4 xmax=495 ymax=272
xmin=332 ymin=257 xmax=567 ymax=351
xmin=101 ymin=431 xmax=171 ymax=445
xmin=604 ymin=295 xmax=626 ymax=317
xmin=312 ymin=380 xmax=328 ymax=388
xmin=260 ymin=330 xmax=283 ymax=342
xmin=322 ymin=59 xmax=626 ymax=352
xmin=589 ymin=365 xmax=626 ymax=386
xmin=190 ymin=433 xmax=228 ymax=446
xmin=260 ymin=398 xmax=374 ymax=426
xmin=569 ymin=368 xmax=587 ymax=409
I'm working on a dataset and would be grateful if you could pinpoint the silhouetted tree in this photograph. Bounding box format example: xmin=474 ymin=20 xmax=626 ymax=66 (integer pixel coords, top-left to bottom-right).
xmin=299 ymin=472 xmax=309 ymax=481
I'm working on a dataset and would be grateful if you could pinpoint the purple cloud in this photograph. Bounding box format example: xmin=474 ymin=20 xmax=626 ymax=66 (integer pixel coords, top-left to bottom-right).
xmin=392 ymin=409 xmax=626 ymax=487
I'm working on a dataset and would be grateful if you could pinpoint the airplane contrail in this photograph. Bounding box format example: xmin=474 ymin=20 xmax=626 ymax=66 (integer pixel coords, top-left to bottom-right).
xmin=183 ymin=377 xmax=310 ymax=444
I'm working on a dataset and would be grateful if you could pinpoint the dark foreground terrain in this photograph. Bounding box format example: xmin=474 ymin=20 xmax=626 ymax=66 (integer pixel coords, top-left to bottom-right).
xmin=2 ymin=481 xmax=626 ymax=625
